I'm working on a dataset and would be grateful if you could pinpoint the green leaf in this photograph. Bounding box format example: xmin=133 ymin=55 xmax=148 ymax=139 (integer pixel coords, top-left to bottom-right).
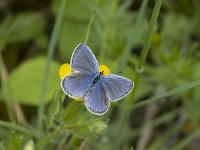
xmin=46 ymin=90 xmax=63 ymax=129
xmin=80 ymin=11 xmax=95 ymax=44
xmin=4 ymin=133 xmax=23 ymax=150
xmin=61 ymin=101 xmax=85 ymax=123
xmin=60 ymin=101 xmax=107 ymax=137
xmin=7 ymin=57 xmax=60 ymax=105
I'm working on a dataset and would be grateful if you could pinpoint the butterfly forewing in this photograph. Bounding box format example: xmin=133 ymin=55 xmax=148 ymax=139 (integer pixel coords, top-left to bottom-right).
xmin=71 ymin=44 xmax=99 ymax=74
xmin=102 ymin=74 xmax=134 ymax=101
xmin=84 ymin=82 xmax=109 ymax=115
xmin=61 ymin=72 xmax=94 ymax=98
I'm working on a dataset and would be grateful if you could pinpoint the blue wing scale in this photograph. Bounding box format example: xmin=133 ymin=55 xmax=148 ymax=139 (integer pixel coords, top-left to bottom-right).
xmin=102 ymin=74 xmax=134 ymax=101
xmin=84 ymin=82 xmax=109 ymax=115
xmin=70 ymin=43 xmax=99 ymax=74
xmin=61 ymin=72 xmax=94 ymax=98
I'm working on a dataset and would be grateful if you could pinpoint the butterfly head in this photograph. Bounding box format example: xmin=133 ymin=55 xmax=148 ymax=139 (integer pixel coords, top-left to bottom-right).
xmin=98 ymin=65 xmax=110 ymax=76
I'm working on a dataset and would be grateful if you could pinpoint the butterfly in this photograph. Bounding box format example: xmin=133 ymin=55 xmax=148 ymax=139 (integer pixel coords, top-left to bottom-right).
xmin=61 ymin=43 xmax=134 ymax=115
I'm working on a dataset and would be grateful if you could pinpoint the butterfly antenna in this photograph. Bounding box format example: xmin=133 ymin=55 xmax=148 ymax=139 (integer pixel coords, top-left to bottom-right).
xmin=111 ymin=71 xmax=123 ymax=75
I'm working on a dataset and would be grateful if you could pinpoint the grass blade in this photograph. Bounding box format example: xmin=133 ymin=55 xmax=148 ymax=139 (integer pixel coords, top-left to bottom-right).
xmin=80 ymin=11 xmax=95 ymax=44
xmin=132 ymin=80 xmax=200 ymax=109
xmin=137 ymin=0 xmax=163 ymax=71
xmin=0 ymin=54 xmax=15 ymax=122
xmin=0 ymin=120 xmax=37 ymax=137
xmin=128 ymin=0 xmax=163 ymax=104
xmin=37 ymin=0 xmax=67 ymax=134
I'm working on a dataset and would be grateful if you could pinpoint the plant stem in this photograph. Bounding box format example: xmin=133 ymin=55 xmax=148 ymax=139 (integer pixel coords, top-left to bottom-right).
xmin=0 ymin=120 xmax=37 ymax=137
xmin=35 ymin=127 xmax=62 ymax=150
xmin=37 ymin=0 xmax=67 ymax=135
xmin=137 ymin=0 xmax=162 ymax=71
xmin=0 ymin=54 xmax=15 ymax=122
xmin=128 ymin=0 xmax=163 ymax=104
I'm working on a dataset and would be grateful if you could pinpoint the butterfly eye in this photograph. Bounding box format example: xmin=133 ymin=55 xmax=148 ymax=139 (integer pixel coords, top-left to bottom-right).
xmin=98 ymin=65 xmax=110 ymax=76
xmin=59 ymin=63 xmax=72 ymax=79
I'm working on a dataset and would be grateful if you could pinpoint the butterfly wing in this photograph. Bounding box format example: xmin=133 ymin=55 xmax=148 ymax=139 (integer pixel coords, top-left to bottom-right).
xmin=61 ymin=72 xmax=94 ymax=99
xmin=84 ymin=82 xmax=109 ymax=115
xmin=102 ymin=74 xmax=134 ymax=101
xmin=71 ymin=43 xmax=99 ymax=74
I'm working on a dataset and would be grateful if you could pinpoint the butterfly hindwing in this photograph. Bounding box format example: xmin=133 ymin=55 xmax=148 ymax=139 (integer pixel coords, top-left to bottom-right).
xmin=102 ymin=74 xmax=134 ymax=101
xmin=84 ymin=82 xmax=109 ymax=115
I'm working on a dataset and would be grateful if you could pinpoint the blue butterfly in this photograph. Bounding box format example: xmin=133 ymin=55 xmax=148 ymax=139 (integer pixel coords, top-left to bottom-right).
xmin=61 ymin=43 xmax=134 ymax=115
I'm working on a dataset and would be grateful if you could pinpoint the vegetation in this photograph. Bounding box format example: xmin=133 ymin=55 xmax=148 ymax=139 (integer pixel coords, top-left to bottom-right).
xmin=0 ymin=0 xmax=200 ymax=149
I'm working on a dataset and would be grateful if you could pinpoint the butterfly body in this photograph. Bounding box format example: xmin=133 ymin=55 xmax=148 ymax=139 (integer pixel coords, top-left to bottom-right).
xmin=82 ymin=73 xmax=102 ymax=98
xmin=61 ymin=43 xmax=134 ymax=115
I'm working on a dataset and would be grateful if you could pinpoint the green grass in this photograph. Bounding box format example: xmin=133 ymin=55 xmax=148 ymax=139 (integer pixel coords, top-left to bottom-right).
xmin=132 ymin=79 xmax=200 ymax=109
xmin=37 ymin=0 xmax=67 ymax=135
xmin=0 ymin=120 xmax=38 ymax=137
xmin=0 ymin=0 xmax=200 ymax=149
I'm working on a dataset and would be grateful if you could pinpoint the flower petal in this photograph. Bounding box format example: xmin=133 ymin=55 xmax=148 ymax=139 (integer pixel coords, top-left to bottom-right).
xmin=59 ymin=63 xmax=72 ymax=79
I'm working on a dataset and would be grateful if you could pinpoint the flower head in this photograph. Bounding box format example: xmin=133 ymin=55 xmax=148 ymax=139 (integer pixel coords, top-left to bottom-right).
xmin=98 ymin=64 xmax=110 ymax=75
xmin=59 ymin=63 xmax=72 ymax=79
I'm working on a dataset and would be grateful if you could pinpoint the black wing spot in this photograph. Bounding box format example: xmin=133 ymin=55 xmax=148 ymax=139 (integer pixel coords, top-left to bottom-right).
xmin=69 ymin=76 xmax=76 ymax=79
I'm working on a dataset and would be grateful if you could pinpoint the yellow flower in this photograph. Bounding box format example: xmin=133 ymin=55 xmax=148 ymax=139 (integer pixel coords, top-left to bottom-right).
xmin=59 ymin=63 xmax=110 ymax=101
xmin=98 ymin=64 xmax=110 ymax=75
xmin=59 ymin=63 xmax=72 ymax=79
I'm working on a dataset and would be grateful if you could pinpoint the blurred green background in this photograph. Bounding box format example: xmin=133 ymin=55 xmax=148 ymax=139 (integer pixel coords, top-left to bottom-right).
xmin=0 ymin=0 xmax=200 ymax=149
